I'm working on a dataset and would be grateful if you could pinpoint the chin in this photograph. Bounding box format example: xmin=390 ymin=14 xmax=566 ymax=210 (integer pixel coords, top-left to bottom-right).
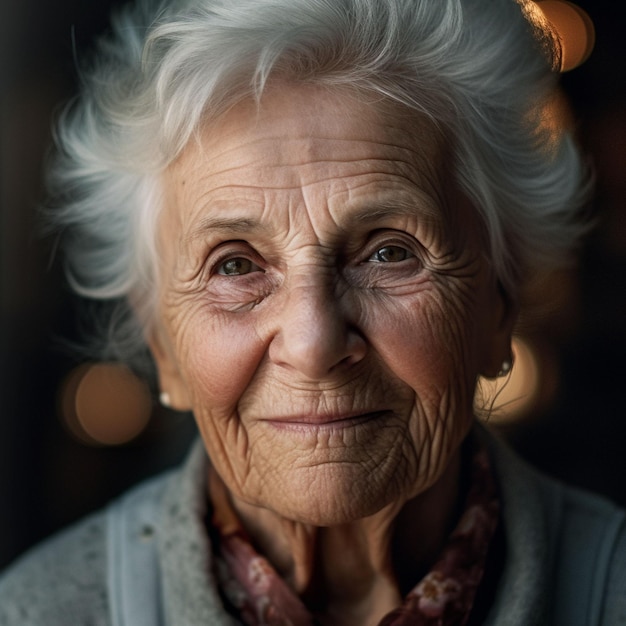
xmin=258 ymin=466 xmax=408 ymax=526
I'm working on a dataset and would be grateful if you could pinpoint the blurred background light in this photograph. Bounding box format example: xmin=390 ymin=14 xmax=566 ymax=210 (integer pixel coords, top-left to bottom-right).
xmin=60 ymin=363 xmax=152 ymax=446
xmin=536 ymin=0 xmax=596 ymax=71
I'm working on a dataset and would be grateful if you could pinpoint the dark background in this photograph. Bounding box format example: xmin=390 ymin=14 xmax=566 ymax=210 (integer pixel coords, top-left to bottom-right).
xmin=1 ymin=0 xmax=625 ymax=570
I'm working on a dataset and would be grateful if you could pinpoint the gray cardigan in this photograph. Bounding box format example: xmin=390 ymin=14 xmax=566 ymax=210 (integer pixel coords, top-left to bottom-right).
xmin=1 ymin=428 xmax=625 ymax=625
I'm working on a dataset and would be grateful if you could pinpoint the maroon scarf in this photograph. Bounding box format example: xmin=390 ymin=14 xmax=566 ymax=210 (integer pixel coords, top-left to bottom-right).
xmin=209 ymin=438 xmax=499 ymax=626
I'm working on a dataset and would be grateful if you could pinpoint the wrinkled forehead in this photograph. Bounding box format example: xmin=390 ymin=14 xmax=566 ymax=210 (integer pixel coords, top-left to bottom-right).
xmin=169 ymin=83 xmax=448 ymax=183
xmin=161 ymin=83 xmax=483 ymax=247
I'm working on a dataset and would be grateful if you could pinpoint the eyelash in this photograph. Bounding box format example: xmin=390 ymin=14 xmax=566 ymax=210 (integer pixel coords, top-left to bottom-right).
xmin=216 ymin=257 xmax=263 ymax=276
xmin=210 ymin=244 xmax=265 ymax=277
xmin=367 ymin=244 xmax=412 ymax=263
xmin=362 ymin=232 xmax=420 ymax=264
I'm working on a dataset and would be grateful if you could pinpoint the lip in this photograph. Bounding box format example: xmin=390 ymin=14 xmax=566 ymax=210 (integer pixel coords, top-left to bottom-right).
xmin=262 ymin=410 xmax=389 ymax=429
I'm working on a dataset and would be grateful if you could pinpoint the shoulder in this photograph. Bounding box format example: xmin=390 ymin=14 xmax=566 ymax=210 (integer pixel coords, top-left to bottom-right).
xmin=0 ymin=472 xmax=171 ymax=626
xmin=0 ymin=441 xmax=229 ymax=626
xmin=0 ymin=509 xmax=110 ymax=625
xmin=480 ymin=425 xmax=626 ymax=625
xmin=601 ymin=514 xmax=626 ymax=624
xmin=542 ymin=479 xmax=626 ymax=625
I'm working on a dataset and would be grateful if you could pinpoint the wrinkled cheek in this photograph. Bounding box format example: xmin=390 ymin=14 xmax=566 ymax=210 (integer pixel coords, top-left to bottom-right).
xmin=185 ymin=314 xmax=259 ymax=391
xmin=370 ymin=306 xmax=464 ymax=398
xmin=368 ymin=303 xmax=476 ymax=453
xmin=180 ymin=317 xmax=267 ymax=446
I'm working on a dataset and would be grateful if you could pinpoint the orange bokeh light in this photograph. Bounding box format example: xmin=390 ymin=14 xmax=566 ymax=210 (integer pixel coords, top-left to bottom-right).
xmin=536 ymin=0 xmax=595 ymax=71
xmin=60 ymin=363 xmax=152 ymax=446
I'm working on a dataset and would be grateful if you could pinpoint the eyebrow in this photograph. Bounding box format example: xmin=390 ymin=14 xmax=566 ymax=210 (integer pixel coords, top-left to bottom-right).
xmin=185 ymin=196 xmax=440 ymax=243
xmin=345 ymin=197 xmax=440 ymax=226
xmin=185 ymin=216 xmax=269 ymax=243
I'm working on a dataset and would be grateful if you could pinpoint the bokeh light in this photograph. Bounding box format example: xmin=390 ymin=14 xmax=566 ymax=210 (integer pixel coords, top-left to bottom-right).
xmin=536 ymin=0 xmax=595 ymax=71
xmin=60 ymin=363 xmax=152 ymax=446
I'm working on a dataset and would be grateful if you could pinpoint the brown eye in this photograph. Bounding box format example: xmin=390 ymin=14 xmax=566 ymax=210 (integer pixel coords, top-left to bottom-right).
xmin=217 ymin=258 xmax=261 ymax=276
xmin=370 ymin=245 xmax=411 ymax=263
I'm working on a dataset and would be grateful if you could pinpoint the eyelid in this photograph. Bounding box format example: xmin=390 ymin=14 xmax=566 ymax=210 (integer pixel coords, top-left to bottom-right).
xmin=217 ymin=257 xmax=263 ymax=276
xmin=362 ymin=231 xmax=421 ymax=261
xmin=209 ymin=241 xmax=264 ymax=275
xmin=367 ymin=244 xmax=414 ymax=263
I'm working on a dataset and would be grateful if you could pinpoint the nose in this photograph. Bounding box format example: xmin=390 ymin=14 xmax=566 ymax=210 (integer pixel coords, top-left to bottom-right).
xmin=268 ymin=280 xmax=366 ymax=380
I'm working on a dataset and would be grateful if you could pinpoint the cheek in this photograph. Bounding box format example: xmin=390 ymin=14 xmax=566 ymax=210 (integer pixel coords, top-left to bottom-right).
xmin=176 ymin=313 xmax=271 ymax=488
xmin=364 ymin=288 xmax=479 ymax=411
xmin=179 ymin=312 xmax=267 ymax=415
xmin=362 ymin=292 xmax=480 ymax=489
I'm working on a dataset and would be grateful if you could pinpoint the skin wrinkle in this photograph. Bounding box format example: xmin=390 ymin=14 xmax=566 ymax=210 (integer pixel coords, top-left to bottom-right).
xmin=149 ymin=84 xmax=515 ymax=625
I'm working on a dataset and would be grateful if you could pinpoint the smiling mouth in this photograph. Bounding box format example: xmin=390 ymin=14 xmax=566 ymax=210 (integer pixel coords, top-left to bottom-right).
xmin=263 ymin=411 xmax=389 ymax=429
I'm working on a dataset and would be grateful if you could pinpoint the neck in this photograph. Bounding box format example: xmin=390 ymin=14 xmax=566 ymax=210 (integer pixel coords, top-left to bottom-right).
xmin=224 ymin=450 xmax=463 ymax=625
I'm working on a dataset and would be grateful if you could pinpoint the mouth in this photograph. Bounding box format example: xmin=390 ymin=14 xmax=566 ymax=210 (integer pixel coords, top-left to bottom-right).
xmin=262 ymin=410 xmax=389 ymax=430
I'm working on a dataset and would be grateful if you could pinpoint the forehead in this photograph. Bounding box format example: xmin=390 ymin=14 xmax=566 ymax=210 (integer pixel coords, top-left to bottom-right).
xmin=163 ymin=84 xmax=449 ymax=232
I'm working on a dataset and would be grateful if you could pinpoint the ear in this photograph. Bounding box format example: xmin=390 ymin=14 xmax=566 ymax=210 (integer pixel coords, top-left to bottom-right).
xmin=148 ymin=325 xmax=192 ymax=411
xmin=480 ymin=281 xmax=518 ymax=379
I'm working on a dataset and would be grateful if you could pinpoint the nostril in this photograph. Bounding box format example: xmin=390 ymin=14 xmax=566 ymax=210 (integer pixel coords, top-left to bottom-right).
xmin=268 ymin=315 xmax=365 ymax=377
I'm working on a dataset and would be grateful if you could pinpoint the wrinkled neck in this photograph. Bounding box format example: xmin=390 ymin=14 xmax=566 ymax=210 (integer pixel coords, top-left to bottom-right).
xmin=209 ymin=448 xmax=464 ymax=625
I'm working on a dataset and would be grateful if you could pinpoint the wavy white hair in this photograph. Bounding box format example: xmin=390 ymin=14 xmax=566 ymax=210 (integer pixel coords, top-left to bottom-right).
xmin=46 ymin=0 xmax=590 ymax=370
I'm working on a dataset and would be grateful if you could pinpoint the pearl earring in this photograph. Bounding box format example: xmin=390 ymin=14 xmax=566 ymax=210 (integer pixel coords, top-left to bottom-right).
xmin=498 ymin=359 xmax=512 ymax=377
xmin=160 ymin=392 xmax=171 ymax=407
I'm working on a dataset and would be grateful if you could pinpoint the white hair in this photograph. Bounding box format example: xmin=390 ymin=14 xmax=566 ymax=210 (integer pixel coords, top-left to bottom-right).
xmin=46 ymin=0 xmax=590 ymax=370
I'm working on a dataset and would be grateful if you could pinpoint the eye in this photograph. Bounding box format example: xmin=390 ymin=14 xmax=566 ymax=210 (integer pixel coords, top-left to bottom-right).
xmin=217 ymin=257 xmax=263 ymax=276
xmin=368 ymin=245 xmax=412 ymax=263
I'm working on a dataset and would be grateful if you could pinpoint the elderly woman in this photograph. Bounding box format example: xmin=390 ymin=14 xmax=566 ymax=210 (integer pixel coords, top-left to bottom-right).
xmin=1 ymin=0 xmax=624 ymax=624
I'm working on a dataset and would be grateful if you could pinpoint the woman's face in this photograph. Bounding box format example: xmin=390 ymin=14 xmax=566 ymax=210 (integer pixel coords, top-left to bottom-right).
xmin=152 ymin=85 xmax=513 ymax=525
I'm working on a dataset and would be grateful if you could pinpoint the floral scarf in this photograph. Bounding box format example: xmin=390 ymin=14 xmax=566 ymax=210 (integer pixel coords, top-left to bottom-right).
xmin=208 ymin=438 xmax=500 ymax=626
